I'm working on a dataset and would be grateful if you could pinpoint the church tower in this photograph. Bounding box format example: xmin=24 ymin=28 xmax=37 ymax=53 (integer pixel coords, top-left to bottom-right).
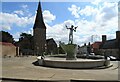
xmin=33 ymin=1 xmax=46 ymax=55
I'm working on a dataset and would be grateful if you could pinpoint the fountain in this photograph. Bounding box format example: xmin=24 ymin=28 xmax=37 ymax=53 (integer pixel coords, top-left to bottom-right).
xmin=37 ymin=25 xmax=111 ymax=69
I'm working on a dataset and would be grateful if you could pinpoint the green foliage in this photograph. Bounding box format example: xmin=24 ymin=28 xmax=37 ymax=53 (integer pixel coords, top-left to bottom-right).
xmin=18 ymin=33 xmax=34 ymax=50
xmin=0 ymin=31 xmax=14 ymax=43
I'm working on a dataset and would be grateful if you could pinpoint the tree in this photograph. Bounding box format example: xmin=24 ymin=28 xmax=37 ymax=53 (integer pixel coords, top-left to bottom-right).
xmin=0 ymin=31 xmax=14 ymax=43
xmin=18 ymin=33 xmax=34 ymax=50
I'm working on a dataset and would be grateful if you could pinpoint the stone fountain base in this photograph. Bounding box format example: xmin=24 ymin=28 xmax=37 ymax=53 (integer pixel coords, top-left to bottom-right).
xmin=37 ymin=57 xmax=110 ymax=69
xmin=60 ymin=44 xmax=77 ymax=60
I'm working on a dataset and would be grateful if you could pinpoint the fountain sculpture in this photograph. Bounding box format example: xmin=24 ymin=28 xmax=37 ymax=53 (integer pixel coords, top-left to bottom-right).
xmin=37 ymin=25 xmax=111 ymax=69
xmin=60 ymin=25 xmax=78 ymax=60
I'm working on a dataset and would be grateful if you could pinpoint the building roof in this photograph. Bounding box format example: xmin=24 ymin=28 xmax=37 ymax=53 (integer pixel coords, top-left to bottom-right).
xmin=100 ymin=39 xmax=119 ymax=49
xmin=46 ymin=38 xmax=55 ymax=43
xmin=46 ymin=38 xmax=57 ymax=46
xmin=33 ymin=1 xmax=46 ymax=29
xmin=0 ymin=42 xmax=15 ymax=47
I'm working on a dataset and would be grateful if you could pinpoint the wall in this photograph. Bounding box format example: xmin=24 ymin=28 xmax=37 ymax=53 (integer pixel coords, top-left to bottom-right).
xmin=47 ymin=40 xmax=58 ymax=54
xmin=34 ymin=27 xmax=46 ymax=55
xmin=0 ymin=44 xmax=16 ymax=57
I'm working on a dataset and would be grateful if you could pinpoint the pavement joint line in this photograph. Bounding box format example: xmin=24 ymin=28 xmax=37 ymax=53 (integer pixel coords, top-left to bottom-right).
xmin=49 ymin=73 xmax=56 ymax=78
xmin=111 ymin=66 xmax=119 ymax=70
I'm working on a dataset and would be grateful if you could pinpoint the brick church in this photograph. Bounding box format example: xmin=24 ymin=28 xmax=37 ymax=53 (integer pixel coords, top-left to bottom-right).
xmin=33 ymin=2 xmax=57 ymax=55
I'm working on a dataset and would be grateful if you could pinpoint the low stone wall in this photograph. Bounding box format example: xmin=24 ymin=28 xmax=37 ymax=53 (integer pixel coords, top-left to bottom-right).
xmin=43 ymin=60 xmax=106 ymax=69
xmin=37 ymin=57 xmax=109 ymax=69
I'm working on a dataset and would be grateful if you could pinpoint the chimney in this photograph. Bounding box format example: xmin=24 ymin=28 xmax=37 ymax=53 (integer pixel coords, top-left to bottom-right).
xmin=116 ymin=31 xmax=120 ymax=41
xmin=102 ymin=35 xmax=106 ymax=43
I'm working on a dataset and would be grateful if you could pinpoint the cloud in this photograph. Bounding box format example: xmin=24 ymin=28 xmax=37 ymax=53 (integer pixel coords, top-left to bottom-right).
xmin=43 ymin=10 xmax=56 ymax=23
xmin=21 ymin=4 xmax=28 ymax=9
xmin=12 ymin=32 xmax=21 ymax=41
xmin=68 ymin=2 xmax=118 ymax=22
xmin=79 ymin=6 xmax=98 ymax=16
xmin=13 ymin=4 xmax=32 ymax=17
xmin=91 ymin=0 xmax=102 ymax=5
xmin=64 ymin=20 xmax=75 ymax=27
xmin=68 ymin=5 xmax=80 ymax=18
xmin=100 ymin=2 xmax=118 ymax=22
xmin=0 ymin=12 xmax=35 ymax=30
xmin=13 ymin=10 xmax=24 ymax=16
xmin=0 ymin=24 xmax=11 ymax=30
xmin=45 ymin=20 xmax=71 ymax=44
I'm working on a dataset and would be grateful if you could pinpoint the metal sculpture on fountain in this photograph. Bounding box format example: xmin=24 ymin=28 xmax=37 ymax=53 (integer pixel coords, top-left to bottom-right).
xmin=60 ymin=25 xmax=78 ymax=60
xmin=66 ymin=25 xmax=77 ymax=44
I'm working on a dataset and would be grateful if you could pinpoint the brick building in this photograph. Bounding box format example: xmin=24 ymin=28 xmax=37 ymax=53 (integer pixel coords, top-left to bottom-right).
xmin=0 ymin=42 xmax=18 ymax=57
xmin=91 ymin=41 xmax=102 ymax=54
xmin=46 ymin=38 xmax=58 ymax=54
xmin=99 ymin=31 xmax=120 ymax=59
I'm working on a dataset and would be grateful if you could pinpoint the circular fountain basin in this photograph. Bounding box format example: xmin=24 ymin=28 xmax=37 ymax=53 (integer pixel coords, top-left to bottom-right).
xmin=37 ymin=56 xmax=110 ymax=69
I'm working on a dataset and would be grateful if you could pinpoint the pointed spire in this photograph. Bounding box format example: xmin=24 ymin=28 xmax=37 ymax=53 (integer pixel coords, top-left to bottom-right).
xmin=33 ymin=0 xmax=46 ymax=29
xmin=37 ymin=0 xmax=42 ymax=12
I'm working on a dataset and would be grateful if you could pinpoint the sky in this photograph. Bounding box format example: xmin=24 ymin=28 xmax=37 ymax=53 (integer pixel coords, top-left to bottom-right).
xmin=1 ymin=0 xmax=119 ymax=46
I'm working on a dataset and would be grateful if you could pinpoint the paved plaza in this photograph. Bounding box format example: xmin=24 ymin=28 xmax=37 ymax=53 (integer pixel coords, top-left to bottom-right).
xmin=1 ymin=56 xmax=119 ymax=81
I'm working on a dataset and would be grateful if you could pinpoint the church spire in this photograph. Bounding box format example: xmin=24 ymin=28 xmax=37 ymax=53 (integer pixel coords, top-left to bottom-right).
xmin=37 ymin=1 xmax=42 ymax=11
xmin=33 ymin=1 xmax=46 ymax=29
